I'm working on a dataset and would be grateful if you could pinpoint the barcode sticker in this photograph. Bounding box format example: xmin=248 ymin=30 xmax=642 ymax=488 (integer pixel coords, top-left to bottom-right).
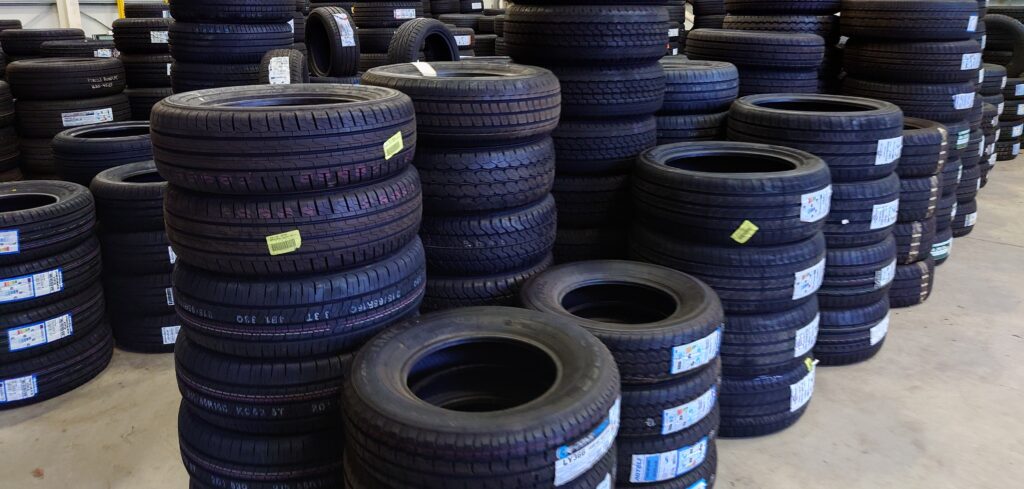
xmin=168 ymin=246 xmax=177 ymax=264
xmin=793 ymin=259 xmax=826 ymax=300
xmin=455 ymin=35 xmax=471 ymax=46
xmin=61 ymin=108 xmax=113 ymax=127
xmin=629 ymin=437 xmax=709 ymax=483
xmin=288 ymin=18 xmax=295 ymax=33
xmin=957 ymin=130 xmax=970 ymax=148
xmin=472 ymin=1 xmax=482 ymax=8
xmin=268 ymin=56 xmax=291 ymax=85
xmin=383 ymin=131 xmax=404 ymax=159
xmin=0 ymin=375 xmax=38 ymax=403
xmin=870 ymin=199 xmax=900 ymax=230
xmin=967 ymin=15 xmax=979 ymax=32
xmin=800 ymin=185 xmax=832 ymax=223
xmin=150 ymin=31 xmax=169 ymax=43
xmin=93 ymin=48 xmax=114 ymax=58
xmin=670 ymin=328 xmax=721 ymax=375
xmin=961 ymin=52 xmax=981 ymax=70
xmin=165 ymin=287 xmax=175 ymax=306
xmin=0 ymin=269 xmax=63 ymax=304
xmin=953 ymin=92 xmax=975 ymax=110
xmin=7 ymin=314 xmax=73 ymax=352
xmin=790 ymin=363 xmax=816 ymax=412
xmin=0 ymin=230 xmax=18 ymax=255
xmin=875 ymin=260 xmax=897 ymax=289
xmin=161 ymin=325 xmax=181 ymax=345
xmin=793 ymin=314 xmax=820 ymax=358
xmin=1017 ymin=84 xmax=1024 ymax=96
xmin=870 ymin=313 xmax=890 ymax=346
xmin=266 ymin=230 xmax=302 ymax=256
xmin=875 ymin=136 xmax=903 ymax=165
xmin=394 ymin=8 xmax=416 ymax=19
xmin=661 ymin=386 xmax=717 ymax=435
xmin=332 ymin=13 xmax=356 ymax=47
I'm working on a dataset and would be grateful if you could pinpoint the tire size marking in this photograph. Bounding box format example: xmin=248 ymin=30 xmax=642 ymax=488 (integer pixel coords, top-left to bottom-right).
xmin=870 ymin=313 xmax=890 ymax=346
xmin=61 ymin=108 xmax=114 ymax=128
xmin=161 ymin=325 xmax=181 ymax=345
xmin=800 ymin=185 xmax=832 ymax=223
xmin=875 ymin=136 xmax=903 ymax=166
xmin=0 ymin=375 xmax=38 ymax=403
xmin=793 ymin=314 xmax=820 ymax=358
xmin=0 ymin=268 xmax=63 ymax=304
xmin=792 ymin=259 xmax=825 ymax=300
xmin=628 ymin=436 xmax=709 ymax=483
xmin=553 ymin=399 xmax=620 ymax=486
xmin=7 ymin=313 xmax=73 ymax=352
xmin=790 ymin=364 xmax=816 ymax=412
xmin=670 ymin=327 xmax=722 ymax=375
xmin=332 ymin=13 xmax=357 ymax=47
xmin=268 ymin=56 xmax=292 ymax=85
xmin=661 ymin=385 xmax=717 ymax=435
xmin=0 ymin=229 xmax=18 ymax=255
xmin=874 ymin=260 xmax=896 ymax=289
xmin=870 ymin=199 xmax=900 ymax=230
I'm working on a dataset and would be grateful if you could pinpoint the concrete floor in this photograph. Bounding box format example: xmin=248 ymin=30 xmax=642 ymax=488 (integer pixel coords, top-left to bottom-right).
xmin=1 ymin=164 xmax=1023 ymax=489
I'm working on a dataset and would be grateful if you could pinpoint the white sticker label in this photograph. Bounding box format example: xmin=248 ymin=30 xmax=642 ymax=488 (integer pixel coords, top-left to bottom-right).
xmin=952 ymin=200 xmax=959 ymax=219
xmin=931 ymin=237 xmax=953 ymax=259
xmin=870 ymin=313 xmax=890 ymax=346
xmin=1014 ymin=124 xmax=1023 ymax=138
xmin=162 ymin=10 xmax=171 ymax=18
xmin=0 ymin=375 xmax=38 ymax=403
xmin=989 ymin=153 xmax=997 ymax=166
xmin=455 ymin=35 xmax=471 ymax=46
xmin=288 ymin=18 xmax=295 ymax=33
xmin=837 ymin=35 xmax=849 ymax=48
xmin=165 ymin=287 xmax=175 ymax=306
xmin=1002 ymin=76 xmax=1008 ymax=88
xmin=670 ymin=328 xmax=721 ymax=375
xmin=0 ymin=269 xmax=63 ymax=304
xmin=1018 ymin=105 xmax=1024 ymax=116
xmin=0 ymin=230 xmax=18 ymax=255
xmin=596 ymin=475 xmax=612 ymax=489
xmin=874 ymin=260 xmax=897 ymax=289
xmin=472 ymin=1 xmax=482 ymax=8
xmin=793 ymin=259 xmax=826 ymax=300
xmin=961 ymin=52 xmax=982 ymax=70
xmin=669 ymin=28 xmax=680 ymax=37
xmin=393 ymin=8 xmax=416 ymax=19
xmin=168 ymin=246 xmax=177 ymax=264
xmin=662 ymin=386 xmax=717 ymax=435
xmin=793 ymin=314 xmax=820 ymax=358
xmin=953 ymin=92 xmax=975 ymax=110
xmin=875 ymin=136 xmax=903 ymax=165
xmin=790 ymin=366 xmax=816 ymax=412
xmin=161 ymin=325 xmax=181 ymax=345
xmin=957 ymin=130 xmax=970 ymax=148
xmin=979 ymin=68 xmax=985 ymax=84
xmin=967 ymin=15 xmax=979 ymax=32
xmin=870 ymin=199 xmax=900 ymax=230
xmin=7 ymin=313 xmax=73 ymax=352
xmin=800 ymin=185 xmax=832 ymax=223
xmin=332 ymin=13 xmax=356 ymax=47
xmin=1015 ymin=142 xmax=1022 ymax=156
xmin=981 ymin=34 xmax=987 ymax=49
xmin=61 ymin=108 xmax=114 ymax=127
xmin=1017 ymin=84 xmax=1024 ymax=97
xmin=672 ymin=48 xmax=679 ymax=55
xmin=167 ymin=63 xmax=172 ymax=76
xmin=554 ymin=399 xmax=620 ymax=486
xmin=150 ymin=31 xmax=169 ymax=43
xmin=629 ymin=437 xmax=709 ymax=483
xmin=964 ymin=212 xmax=978 ymax=228
xmin=268 ymin=56 xmax=291 ymax=85
xmin=411 ymin=61 xmax=437 ymax=77
xmin=93 ymin=48 xmax=114 ymax=58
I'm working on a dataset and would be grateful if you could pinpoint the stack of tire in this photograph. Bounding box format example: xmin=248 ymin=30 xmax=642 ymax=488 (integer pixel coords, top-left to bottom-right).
xmin=352 ymin=0 xmax=424 ymax=71
xmin=167 ymin=0 xmax=294 ymax=93
xmin=124 ymin=2 xmax=171 ymax=19
xmin=362 ymin=61 xmax=558 ymax=311
xmin=39 ymin=39 xmax=118 ymax=59
xmin=685 ymin=28 xmax=825 ymax=96
xmin=523 ymin=261 xmax=723 ymax=488
xmin=721 ymin=0 xmax=842 ymax=93
xmin=114 ymin=13 xmax=173 ymax=120
xmin=0 ymin=181 xmax=113 ymax=410
xmin=6 ymin=57 xmax=130 ymax=180
xmin=0 ymin=28 xmax=84 ymax=63
xmin=982 ymin=8 xmax=1024 ymax=75
xmin=292 ymin=0 xmax=308 ymax=54
xmin=656 ymin=58 xmax=738 ymax=145
xmin=91 ymin=159 xmax=179 ymax=352
xmin=431 ymin=0 xmax=459 ymax=17
xmin=997 ymin=77 xmax=1024 ymax=161
xmin=153 ymin=84 xmax=423 ymax=488
xmin=505 ymin=3 xmax=668 ymax=264
xmin=692 ymin=0 xmax=726 ymax=29
xmin=728 ymin=94 xmax=903 ymax=367
xmin=343 ymin=307 xmax=622 ymax=489
xmin=472 ymin=13 xmax=498 ymax=56
xmin=631 ymin=141 xmax=829 ymax=437
xmin=978 ymin=64 xmax=1005 ymax=186
xmin=0 ymin=81 xmax=18 ymax=182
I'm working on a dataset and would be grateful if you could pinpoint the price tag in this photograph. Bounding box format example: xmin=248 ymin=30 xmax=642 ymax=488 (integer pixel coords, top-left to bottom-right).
xmin=268 ymin=56 xmax=291 ymax=85
xmin=793 ymin=314 xmax=820 ymax=357
xmin=870 ymin=199 xmax=900 ymax=230
xmin=961 ymin=52 xmax=981 ymax=70
xmin=953 ymin=93 xmax=975 ymax=110
xmin=332 ymin=13 xmax=356 ymax=47
xmin=393 ymin=8 xmax=417 ymax=19
xmin=383 ymin=131 xmax=405 ymax=160
xmin=875 ymin=136 xmax=903 ymax=165
xmin=0 ymin=230 xmax=18 ymax=255
xmin=265 ymin=230 xmax=302 ymax=255
xmin=150 ymin=31 xmax=169 ymax=43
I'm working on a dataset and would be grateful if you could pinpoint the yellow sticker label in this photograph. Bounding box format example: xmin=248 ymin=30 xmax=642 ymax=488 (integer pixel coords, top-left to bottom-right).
xmin=383 ymin=131 xmax=404 ymax=160
xmin=805 ymin=357 xmax=815 ymax=372
xmin=730 ymin=220 xmax=759 ymax=244
xmin=266 ymin=230 xmax=302 ymax=256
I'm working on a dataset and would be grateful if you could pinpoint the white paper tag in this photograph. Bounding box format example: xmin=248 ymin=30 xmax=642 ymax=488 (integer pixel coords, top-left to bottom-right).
xmin=1017 ymin=105 xmax=1024 ymax=116
xmin=168 ymin=246 xmax=177 ymax=264
xmin=161 ymin=325 xmax=181 ymax=345
xmin=967 ymin=15 xmax=979 ymax=32
xmin=1002 ymin=76 xmax=1008 ymax=88
xmin=1015 ymin=142 xmax=1022 ymax=155
xmin=455 ymin=35 xmax=471 ymax=46
xmin=672 ymin=48 xmax=679 ymax=55
xmin=979 ymin=140 xmax=986 ymax=158
xmin=472 ymin=1 xmax=482 ymax=8
xmin=980 ymin=34 xmax=987 ymax=49
xmin=629 ymin=437 xmax=709 ymax=483
xmin=800 ymin=185 xmax=832 ymax=223
xmin=952 ymin=201 xmax=959 ymax=219
xmin=268 ymin=56 xmax=291 ymax=85
xmin=288 ymin=18 xmax=295 ymax=33
xmin=670 ymin=328 xmax=721 ymax=375
xmin=554 ymin=399 xmax=620 ymax=486
xmin=931 ymin=237 xmax=953 ymax=259
xmin=837 ymin=35 xmax=849 ymax=48
xmin=0 ymin=269 xmax=63 ymax=304
xmin=953 ymin=92 xmax=975 ymax=110
xmin=393 ymin=8 xmax=416 ymax=19
xmin=662 ymin=386 xmax=717 ymax=435
xmin=989 ymin=153 xmax=997 ymax=166
xmin=7 ymin=313 xmax=73 ymax=352
xmin=0 ymin=375 xmax=38 ymax=403
xmin=162 ymin=10 xmax=171 ymax=18
xmin=793 ymin=314 xmax=820 ymax=358
xmin=790 ymin=366 xmax=816 ymax=412
xmin=978 ymin=68 xmax=985 ymax=84
xmin=93 ymin=48 xmax=114 ymax=58
xmin=875 ymin=136 xmax=903 ymax=165
xmin=964 ymin=212 xmax=978 ymax=228
xmin=0 ymin=230 xmax=18 ymax=255
xmin=332 ymin=13 xmax=356 ymax=47
xmin=62 ymin=108 xmax=114 ymax=127
xmin=961 ymin=52 xmax=982 ymax=70
xmin=167 ymin=63 xmax=172 ymax=76
xmin=1014 ymin=125 xmax=1023 ymax=138
xmin=1017 ymin=84 xmax=1024 ymax=97
xmin=957 ymin=130 xmax=970 ymax=148
xmin=870 ymin=199 xmax=900 ymax=230
xmin=150 ymin=31 xmax=169 ymax=44
xmin=669 ymin=28 xmax=680 ymax=37
xmin=596 ymin=475 xmax=612 ymax=489
xmin=874 ymin=260 xmax=897 ymax=288
xmin=994 ymin=129 xmax=1001 ymax=141
xmin=870 ymin=314 xmax=890 ymax=346
xmin=411 ymin=61 xmax=437 ymax=77
xmin=793 ymin=259 xmax=826 ymax=300
xmin=165 ymin=287 xmax=175 ymax=306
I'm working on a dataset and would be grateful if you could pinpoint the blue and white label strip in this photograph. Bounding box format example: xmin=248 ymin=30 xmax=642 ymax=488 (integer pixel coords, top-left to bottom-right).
xmin=662 ymin=385 xmax=717 ymax=436
xmin=554 ymin=399 xmax=621 ymax=486
xmin=629 ymin=436 xmax=710 ymax=483
xmin=0 ymin=375 xmax=38 ymax=403
xmin=790 ymin=361 xmax=818 ymax=412
xmin=0 ymin=268 xmax=64 ymax=304
xmin=0 ymin=229 xmax=18 ymax=255
xmin=162 ymin=325 xmax=181 ymax=346
xmin=7 ymin=313 xmax=73 ymax=352
xmin=670 ymin=327 xmax=722 ymax=375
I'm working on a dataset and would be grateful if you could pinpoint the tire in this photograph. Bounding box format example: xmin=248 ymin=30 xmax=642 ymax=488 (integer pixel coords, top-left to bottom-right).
xmin=0 ymin=180 xmax=96 ymax=266
xmin=724 ymin=0 xmax=839 ymax=14
xmin=0 ymin=28 xmax=85 ymax=56
xmin=982 ymin=14 xmax=1024 ymax=76
xmin=476 ymin=15 xmax=496 ymax=34
xmin=103 ymin=271 xmax=174 ymax=316
xmin=521 ymin=260 xmax=724 ymax=383
xmin=414 ymin=137 xmax=555 ymax=214
xmin=0 ymin=286 xmax=105 ymax=363
xmin=473 ymin=33 xmax=496 ymax=55
xmin=361 ymin=62 xmax=560 ymax=145
xmin=121 ymin=54 xmax=173 ymax=88
xmin=694 ymin=14 xmax=727 ymax=29
xmin=258 ymin=48 xmax=309 ymax=84
xmin=112 ymin=18 xmax=171 ymax=54
xmin=980 ymin=63 xmax=1009 ymax=96
xmin=0 ymin=236 xmax=102 ymax=315
xmin=552 ymin=174 xmax=630 ymax=228
xmin=843 ymin=38 xmax=982 ymax=83
xmin=630 ymin=228 xmax=827 ymax=314
xmin=727 ymin=93 xmax=904 ymax=182
xmin=386 ymin=18 xmax=460 ymax=63
xmin=351 ymin=2 xmax=423 ymax=28
xmin=894 ymin=217 xmax=938 ymax=266
xmin=306 ymin=7 xmax=360 ymax=77
xmin=620 ymin=360 xmax=720 ymax=438
xmin=99 ymin=230 xmax=174 ymax=275
xmin=0 ymin=82 xmax=12 ymax=129
xmin=5 ymin=58 xmax=126 ymax=101
xmin=889 ymin=258 xmax=936 ymax=308
xmin=90 ymin=161 xmax=166 ymax=231
xmin=125 ymin=87 xmax=174 ymax=120
xmin=358 ymin=52 xmax=391 ymax=72
xmin=660 ymin=59 xmax=739 ymax=114
xmin=722 ymin=298 xmax=820 ymax=377
xmin=737 ymin=67 xmax=820 ymax=96
xmin=459 ymin=0 xmax=483 ymax=12
xmin=342 ymin=306 xmax=620 ymax=487
xmin=17 ymin=138 xmax=57 ymax=177
xmin=152 ymin=84 xmax=415 ymax=193
xmin=169 ymin=22 xmax=293 ymax=64
xmin=723 ymin=14 xmax=839 ymax=40
xmin=996 ymin=139 xmax=1021 ymax=160
xmin=633 ymin=142 xmax=832 ymax=246
xmin=14 ymin=94 xmax=132 ymax=139
xmin=437 ymin=13 xmax=483 ymax=28
xmin=422 ymin=254 xmax=552 ymax=311
xmin=39 ymin=39 xmax=118 ymax=58
xmin=292 ymin=12 xmax=306 ymax=42
xmin=1004 ymin=77 xmax=1024 ymax=100
xmin=817 ymin=235 xmax=897 ymax=309
xmin=450 ymin=27 xmax=475 ymax=50
xmin=898 ymin=117 xmax=950 ymax=178
xmin=553 ymin=116 xmax=657 ymax=175
xmin=554 ymin=227 xmax=628 ymax=264
xmin=309 ymin=75 xmax=360 ymax=84
xmin=169 ymin=0 xmax=294 ymax=23
xmin=684 ymin=29 xmax=825 ymax=69
xmin=842 ymin=77 xmax=977 ymax=123
xmin=940 ymin=158 xmax=963 ymax=197
xmin=358 ymin=27 xmax=397 ymax=53
xmin=815 ymin=297 xmax=889 ymax=365
xmin=173 ymin=237 xmax=425 ymax=359
xmin=898 ymin=175 xmax=942 ymax=221
xmin=124 ymin=3 xmax=170 ymax=18
xmin=615 ymin=414 xmax=718 ymax=485
xmin=951 ymin=198 xmax=977 ymax=236
xmin=956 ymin=163 xmax=982 ymax=203
xmin=719 ymin=358 xmax=816 ymax=437
xmin=931 ymin=226 xmax=954 ymax=264
xmin=504 ymin=5 xmax=669 ymax=65
xmin=824 ymin=173 xmax=901 ymax=248
xmin=170 ymin=62 xmax=261 ymax=93
xmin=839 ymin=0 xmax=980 ymax=41
xmin=51 ymin=121 xmax=153 ymax=186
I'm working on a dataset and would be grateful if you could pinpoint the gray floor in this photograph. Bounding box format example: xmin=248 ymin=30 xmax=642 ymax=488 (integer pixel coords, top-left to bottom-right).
xmin=2 ymin=163 xmax=1023 ymax=489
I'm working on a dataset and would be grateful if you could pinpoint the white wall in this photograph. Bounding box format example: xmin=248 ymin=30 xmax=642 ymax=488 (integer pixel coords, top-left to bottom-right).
xmin=1 ymin=2 xmax=120 ymax=37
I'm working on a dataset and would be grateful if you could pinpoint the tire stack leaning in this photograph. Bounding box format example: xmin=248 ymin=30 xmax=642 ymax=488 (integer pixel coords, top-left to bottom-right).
xmin=114 ymin=13 xmax=174 ymax=120
xmin=362 ymin=61 xmax=559 ymax=311
xmin=685 ymin=28 xmax=825 ymax=96
xmin=656 ymin=58 xmax=738 ymax=145
xmin=523 ymin=261 xmax=724 ymax=488
xmin=505 ymin=3 xmax=668 ymax=264
xmin=727 ymin=94 xmax=904 ymax=366
xmin=0 ymin=181 xmax=113 ymax=410
xmin=152 ymin=84 xmax=423 ymax=489
xmin=997 ymin=77 xmax=1024 ymax=161
xmin=631 ymin=141 xmax=831 ymax=437
xmin=167 ymin=0 xmax=293 ymax=93
xmin=0 ymin=81 xmax=19 ymax=182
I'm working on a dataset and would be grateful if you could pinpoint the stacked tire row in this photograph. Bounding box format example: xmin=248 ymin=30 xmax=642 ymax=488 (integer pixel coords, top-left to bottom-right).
xmin=114 ymin=12 xmax=174 ymax=120
xmin=352 ymin=0 xmax=427 ymax=71
xmin=153 ymin=84 xmax=424 ymax=488
xmin=0 ymin=27 xmax=83 ymax=63
xmin=631 ymin=142 xmax=829 ymax=437
xmin=523 ymin=261 xmax=724 ymax=489
xmin=997 ymin=76 xmax=1024 ymax=162
xmin=655 ymin=58 xmax=738 ymax=145
xmin=363 ymin=61 xmax=559 ymax=311
xmin=38 ymin=37 xmax=118 ymax=60
xmin=0 ymin=181 xmax=113 ymax=410
xmin=977 ymin=64 xmax=1005 ymax=187
xmin=124 ymin=2 xmax=171 ymax=19
xmin=692 ymin=0 xmax=725 ymax=29
xmin=305 ymin=6 xmax=361 ymax=82
xmin=167 ymin=0 xmax=293 ymax=93
xmin=505 ymin=3 xmax=669 ymax=263
xmin=0 ymin=81 xmax=18 ymax=182
xmin=981 ymin=9 xmax=1024 ymax=76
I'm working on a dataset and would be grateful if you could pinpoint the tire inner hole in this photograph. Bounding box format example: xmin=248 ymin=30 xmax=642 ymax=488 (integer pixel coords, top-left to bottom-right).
xmin=75 ymin=126 xmax=150 ymax=139
xmin=666 ymin=153 xmax=796 ymax=173
xmin=0 ymin=194 xmax=58 ymax=212
xmin=123 ymin=170 xmax=165 ymax=184
xmin=561 ymin=283 xmax=677 ymax=324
